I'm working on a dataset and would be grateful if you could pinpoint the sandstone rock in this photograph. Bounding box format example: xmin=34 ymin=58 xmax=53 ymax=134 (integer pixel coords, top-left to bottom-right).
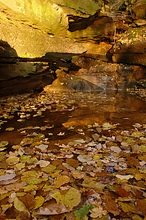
xmin=81 ymin=42 xmax=112 ymax=61
xmin=68 ymin=16 xmax=116 ymax=42
xmin=44 ymin=57 xmax=145 ymax=92
xmin=109 ymin=26 xmax=146 ymax=66
xmin=1 ymin=0 xmax=102 ymax=36
xmin=0 ymin=2 xmax=86 ymax=58
xmin=132 ymin=0 xmax=146 ymax=19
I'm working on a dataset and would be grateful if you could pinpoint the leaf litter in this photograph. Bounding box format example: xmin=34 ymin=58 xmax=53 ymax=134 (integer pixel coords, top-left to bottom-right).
xmin=0 ymin=91 xmax=146 ymax=219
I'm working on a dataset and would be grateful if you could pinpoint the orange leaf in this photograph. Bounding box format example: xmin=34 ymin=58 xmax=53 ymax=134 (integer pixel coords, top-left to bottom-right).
xmin=117 ymin=187 xmax=130 ymax=197
xmin=54 ymin=175 xmax=70 ymax=188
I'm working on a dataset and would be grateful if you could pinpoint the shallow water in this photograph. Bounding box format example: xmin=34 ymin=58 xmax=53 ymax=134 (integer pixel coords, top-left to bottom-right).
xmin=0 ymin=90 xmax=146 ymax=219
xmin=0 ymin=90 xmax=146 ymax=149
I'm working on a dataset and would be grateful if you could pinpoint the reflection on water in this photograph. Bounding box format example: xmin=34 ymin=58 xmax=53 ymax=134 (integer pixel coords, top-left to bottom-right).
xmin=0 ymin=91 xmax=146 ymax=148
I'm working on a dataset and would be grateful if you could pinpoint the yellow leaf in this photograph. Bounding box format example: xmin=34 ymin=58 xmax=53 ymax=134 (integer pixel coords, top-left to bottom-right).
xmin=6 ymin=156 xmax=19 ymax=164
xmin=15 ymin=163 xmax=25 ymax=170
xmin=41 ymin=164 xmax=56 ymax=173
xmin=34 ymin=196 xmax=45 ymax=209
xmin=55 ymin=175 xmax=70 ymax=188
xmin=21 ymin=171 xmax=43 ymax=184
xmin=14 ymin=197 xmax=27 ymax=212
xmin=23 ymin=184 xmax=38 ymax=192
xmin=52 ymin=187 xmax=81 ymax=209
xmin=90 ymin=206 xmax=107 ymax=218
xmin=119 ymin=202 xmax=136 ymax=213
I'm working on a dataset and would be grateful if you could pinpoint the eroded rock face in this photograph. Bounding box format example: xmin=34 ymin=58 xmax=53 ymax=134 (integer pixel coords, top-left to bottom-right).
xmin=1 ymin=0 xmax=102 ymax=35
xmin=0 ymin=0 xmax=146 ymax=93
xmin=44 ymin=58 xmax=145 ymax=92
xmin=109 ymin=27 xmax=146 ymax=66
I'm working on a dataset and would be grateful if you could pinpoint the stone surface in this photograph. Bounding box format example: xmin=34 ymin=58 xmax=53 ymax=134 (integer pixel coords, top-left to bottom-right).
xmin=0 ymin=2 xmax=86 ymax=58
xmin=68 ymin=16 xmax=116 ymax=42
xmin=109 ymin=27 xmax=146 ymax=66
xmin=44 ymin=57 xmax=145 ymax=92
xmin=1 ymin=0 xmax=102 ymax=36
xmin=132 ymin=0 xmax=146 ymax=19
xmin=0 ymin=0 xmax=146 ymax=92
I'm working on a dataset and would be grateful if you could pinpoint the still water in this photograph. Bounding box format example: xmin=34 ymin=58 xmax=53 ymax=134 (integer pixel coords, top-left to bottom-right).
xmin=0 ymin=90 xmax=146 ymax=148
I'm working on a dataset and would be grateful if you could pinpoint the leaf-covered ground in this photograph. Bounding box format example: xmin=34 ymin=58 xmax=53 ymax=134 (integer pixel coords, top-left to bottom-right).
xmin=0 ymin=91 xmax=146 ymax=220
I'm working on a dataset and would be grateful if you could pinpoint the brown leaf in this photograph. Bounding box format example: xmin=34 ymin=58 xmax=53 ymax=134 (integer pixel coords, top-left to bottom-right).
xmin=37 ymin=200 xmax=70 ymax=215
xmin=102 ymin=191 xmax=120 ymax=216
xmin=126 ymin=156 xmax=139 ymax=167
xmin=135 ymin=199 xmax=146 ymax=216
xmin=54 ymin=175 xmax=70 ymax=188
xmin=117 ymin=187 xmax=130 ymax=197
xmin=20 ymin=194 xmax=36 ymax=210
xmin=65 ymin=158 xmax=79 ymax=168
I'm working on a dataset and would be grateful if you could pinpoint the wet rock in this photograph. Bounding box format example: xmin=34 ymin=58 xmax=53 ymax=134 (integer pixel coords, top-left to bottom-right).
xmin=109 ymin=26 xmax=146 ymax=66
xmin=68 ymin=16 xmax=116 ymax=42
xmin=132 ymin=0 xmax=146 ymax=19
xmin=81 ymin=42 xmax=112 ymax=61
xmin=44 ymin=58 xmax=145 ymax=92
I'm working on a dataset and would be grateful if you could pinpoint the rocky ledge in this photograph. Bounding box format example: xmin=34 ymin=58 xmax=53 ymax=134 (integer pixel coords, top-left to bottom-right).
xmin=0 ymin=0 xmax=146 ymax=95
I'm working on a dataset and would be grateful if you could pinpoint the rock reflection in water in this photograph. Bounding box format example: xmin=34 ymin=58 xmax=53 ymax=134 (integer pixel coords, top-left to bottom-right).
xmin=0 ymin=91 xmax=146 ymax=148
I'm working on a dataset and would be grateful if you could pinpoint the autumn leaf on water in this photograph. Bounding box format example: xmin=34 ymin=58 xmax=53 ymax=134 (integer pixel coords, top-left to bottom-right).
xmin=52 ymin=187 xmax=81 ymax=210
xmin=75 ymin=204 xmax=93 ymax=218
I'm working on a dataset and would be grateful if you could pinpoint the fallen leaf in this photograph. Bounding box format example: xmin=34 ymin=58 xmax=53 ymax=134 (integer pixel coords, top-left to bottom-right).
xmin=34 ymin=196 xmax=45 ymax=209
xmin=90 ymin=206 xmax=107 ymax=218
xmin=38 ymin=201 xmax=70 ymax=215
xmin=116 ymin=174 xmax=134 ymax=180
xmin=14 ymin=197 xmax=27 ymax=212
xmin=54 ymin=175 xmax=70 ymax=188
xmin=52 ymin=187 xmax=81 ymax=209
xmin=75 ymin=204 xmax=93 ymax=218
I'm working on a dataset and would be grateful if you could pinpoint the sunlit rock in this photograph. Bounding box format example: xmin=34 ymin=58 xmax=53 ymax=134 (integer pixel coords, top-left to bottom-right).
xmin=0 ymin=2 xmax=86 ymax=58
xmin=110 ymin=27 xmax=146 ymax=66
xmin=132 ymin=0 xmax=146 ymax=19
xmin=44 ymin=58 xmax=145 ymax=92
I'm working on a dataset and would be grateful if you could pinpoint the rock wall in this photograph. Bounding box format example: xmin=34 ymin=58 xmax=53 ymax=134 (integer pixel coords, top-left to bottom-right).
xmin=0 ymin=0 xmax=146 ymax=92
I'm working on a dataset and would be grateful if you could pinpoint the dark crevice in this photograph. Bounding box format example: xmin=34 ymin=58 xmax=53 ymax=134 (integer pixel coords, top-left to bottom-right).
xmin=68 ymin=10 xmax=100 ymax=32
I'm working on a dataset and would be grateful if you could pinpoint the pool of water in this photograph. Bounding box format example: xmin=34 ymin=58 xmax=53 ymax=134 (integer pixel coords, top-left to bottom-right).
xmin=0 ymin=90 xmax=146 ymax=149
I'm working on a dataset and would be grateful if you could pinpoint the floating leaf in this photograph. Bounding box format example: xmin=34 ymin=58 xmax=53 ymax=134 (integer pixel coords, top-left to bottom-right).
xmin=0 ymin=141 xmax=9 ymax=148
xmin=5 ymin=127 xmax=14 ymax=131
